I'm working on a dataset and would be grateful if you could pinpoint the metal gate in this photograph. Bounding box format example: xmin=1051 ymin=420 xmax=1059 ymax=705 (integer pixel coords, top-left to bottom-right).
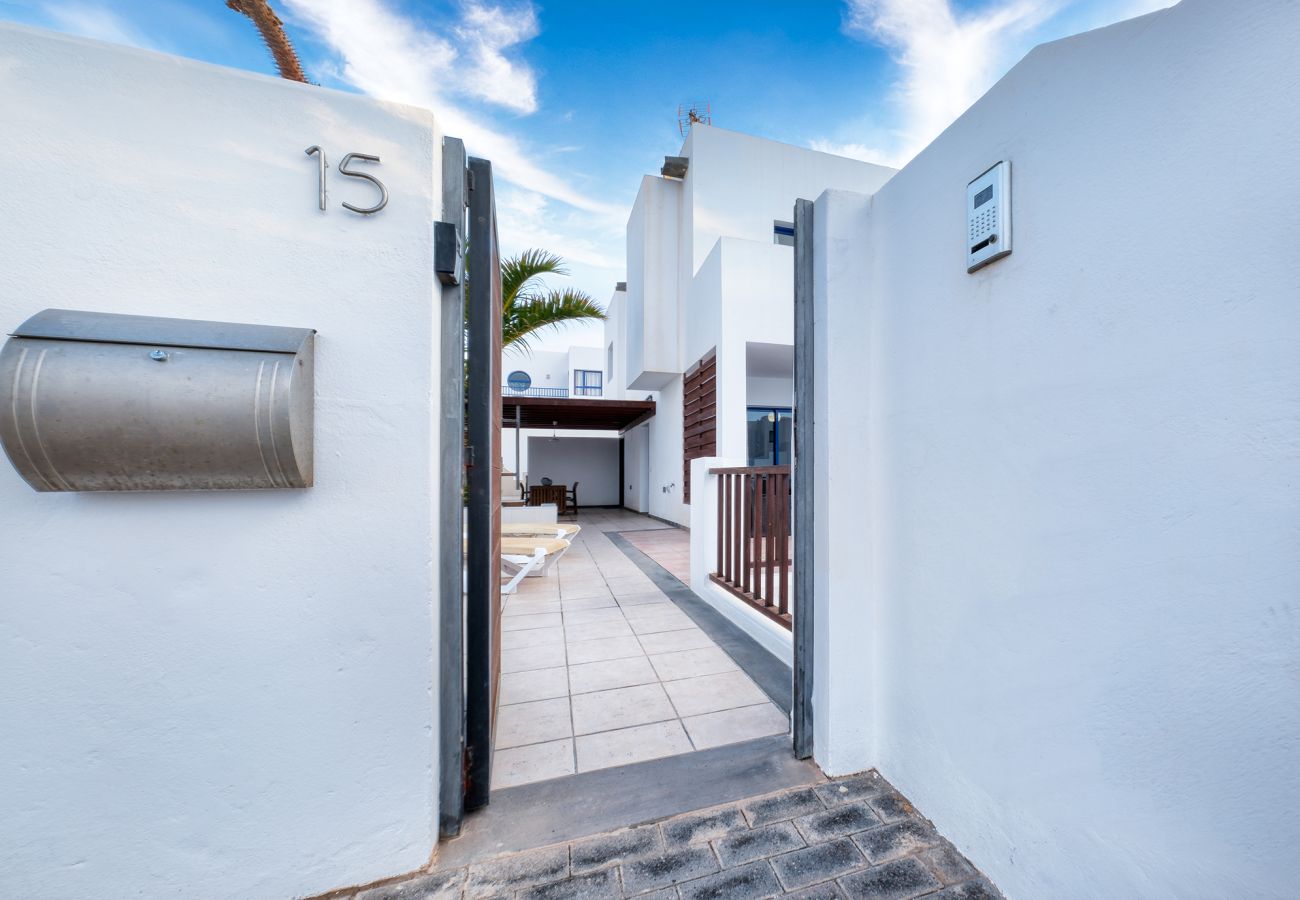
xmin=437 ymin=145 xmax=503 ymax=838
xmin=463 ymin=156 xmax=503 ymax=812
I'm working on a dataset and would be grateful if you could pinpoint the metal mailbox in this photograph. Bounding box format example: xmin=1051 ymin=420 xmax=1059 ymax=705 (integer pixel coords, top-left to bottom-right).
xmin=0 ymin=309 xmax=315 ymax=492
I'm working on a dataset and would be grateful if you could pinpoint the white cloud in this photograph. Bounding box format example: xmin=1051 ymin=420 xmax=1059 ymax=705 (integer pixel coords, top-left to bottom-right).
xmin=453 ymin=2 xmax=539 ymax=114
xmin=827 ymin=0 xmax=1177 ymax=168
xmin=841 ymin=0 xmax=1056 ymax=165
xmin=282 ymin=0 xmax=622 ymax=219
xmin=43 ymin=2 xmax=164 ymax=52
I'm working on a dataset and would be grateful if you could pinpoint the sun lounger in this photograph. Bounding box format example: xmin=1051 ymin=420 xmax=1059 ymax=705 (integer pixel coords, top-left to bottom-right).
xmin=499 ymin=548 xmax=545 ymax=595
xmin=500 ymin=522 xmax=581 ymax=539
xmin=500 ymin=535 xmax=571 ymax=584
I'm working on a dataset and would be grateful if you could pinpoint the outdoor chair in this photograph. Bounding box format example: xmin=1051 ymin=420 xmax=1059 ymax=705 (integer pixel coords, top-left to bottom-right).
xmin=566 ymin=481 xmax=579 ymax=513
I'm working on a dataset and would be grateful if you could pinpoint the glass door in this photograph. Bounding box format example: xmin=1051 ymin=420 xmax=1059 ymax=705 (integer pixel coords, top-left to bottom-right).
xmin=747 ymin=407 xmax=793 ymax=466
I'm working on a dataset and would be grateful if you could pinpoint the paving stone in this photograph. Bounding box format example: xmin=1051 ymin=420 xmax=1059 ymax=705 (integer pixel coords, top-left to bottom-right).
xmin=571 ymin=824 xmax=662 ymax=873
xmin=783 ymin=882 xmax=847 ymax=899
xmin=768 ymin=837 xmax=864 ymax=891
xmin=921 ymin=843 xmax=978 ymax=885
xmin=741 ymin=786 xmax=825 ymax=827
xmin=852 ymin=819 xmax=940 ymax=864
xmin=837 ymin=856 xmax=942 ymax=899
xmin=867 ymin=791 xmax=917 ymax=824
xmin=621 ymin=845 xmax=719 ymax=894
xmin=520 ymin=867 xmax=620 ymax=900
xmin=677 ymin=860 xmax=783 ymax=900
xmin=793 ymin=801 xmax=881 ymax=842
xmin=356 ymin=868 xmax=465 ymax=900
xmin=465 ymin=845 xmax=569 ymax=894
xmin=662 ymin=805 xmax=747 ymax=847
xmin=814 ymin=772 xmax=887 ymax=807
xmin=928 ymin=877 xmax=1004 ymax=899
xmin=714 ymin=822 xmax=805 ymax=868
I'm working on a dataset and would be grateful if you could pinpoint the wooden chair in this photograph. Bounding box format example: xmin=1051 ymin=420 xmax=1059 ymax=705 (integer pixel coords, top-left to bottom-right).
xmin=528 ymin=484 xmax=568 ymax=517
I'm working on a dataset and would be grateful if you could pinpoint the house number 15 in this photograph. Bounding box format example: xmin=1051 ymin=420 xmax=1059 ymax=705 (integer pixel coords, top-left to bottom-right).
xmin=305 ymin=145 xmax=389 ymax=215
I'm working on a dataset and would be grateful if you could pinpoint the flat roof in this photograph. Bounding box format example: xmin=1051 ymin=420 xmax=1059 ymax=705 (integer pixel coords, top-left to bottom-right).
xmin=501 ymin=395 xmax=655 ymax=433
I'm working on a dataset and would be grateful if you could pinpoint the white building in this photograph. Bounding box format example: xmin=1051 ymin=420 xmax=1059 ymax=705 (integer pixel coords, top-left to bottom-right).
xmin=499 ymin=344 xmax=626 ymax=506
xmin=606 ymin=126 xmax=895 ymax=525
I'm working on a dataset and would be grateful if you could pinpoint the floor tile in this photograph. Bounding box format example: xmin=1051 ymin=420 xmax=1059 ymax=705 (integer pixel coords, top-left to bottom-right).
xmin=616 ymin=591 xmax=672 ymax=607
xmin=575 ymin=720 xmax=694 ymax=772
xmin=663 ymin=670 xmax=771 ymax=717
xmin=627 ymin=612 xmax=698 ymax=635
xmin=503 ymin=601 xmax=562 ymax=617
xmin=682 ymin=703 xmax=788 ymax=750
xmin=499 ymin=666 xmax=570 ymax=706
xmin=636 ymin=628 xmax=716 ymax=655
xmin=563 ymin=619 xmax=634 ymax=643
xmin=568 ymin=656 xmax=659 ymax=694
xmin=560 ymin=584 xmax=614 ymax=601
xmin=501 ymin=626 xmax=565 ymax=651
xmin=648 ymin=646 xmax=740 ymax=681
xmin=501 ymin=641 xmax=568 ymax=674
xmin=561 ymin=608 xmax=627 ymax=626
xmin=492 ymin=739 xmax=574 ymax=789
xmin=495 ymin=697 xmax=573 ymax=749
xmin=561 ymin=595 xmax=617 ymax=611
xmin=502 ymin=612 xmax=564 ymax=632
xmin=566 ymin=635 xmax=645 ymax=665
xmin=571 ymin=683 xmax=677 ymax=735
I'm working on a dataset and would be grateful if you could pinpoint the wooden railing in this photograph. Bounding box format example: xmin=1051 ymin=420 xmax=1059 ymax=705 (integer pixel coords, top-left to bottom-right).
xmin=710 ymin=465 xmax=792 ymax=629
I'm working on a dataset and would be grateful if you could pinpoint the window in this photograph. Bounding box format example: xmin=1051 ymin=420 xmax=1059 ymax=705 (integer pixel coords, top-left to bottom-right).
xmin=607 ymin=343 xmax=614 ymax=379
xmin=773 ymin=220 xmax=795 ymax=247
xmin=574 ymin=369 xmax=603 ymax=397
xmin=747 ymin=407 xmax=793 ymax=466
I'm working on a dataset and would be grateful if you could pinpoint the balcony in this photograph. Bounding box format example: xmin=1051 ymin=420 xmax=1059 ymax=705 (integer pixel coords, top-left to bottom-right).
xmin=502 ymin=385 xmax=569 ymax=398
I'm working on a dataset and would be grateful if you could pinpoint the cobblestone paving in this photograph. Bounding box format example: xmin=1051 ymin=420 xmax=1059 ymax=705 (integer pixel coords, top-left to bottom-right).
xmin=349 ymin=772 xmax=1003 ymax=899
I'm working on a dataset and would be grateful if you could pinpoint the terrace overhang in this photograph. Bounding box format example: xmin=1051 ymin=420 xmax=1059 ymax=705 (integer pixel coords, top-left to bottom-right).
xmin=501 ymin=395 xmax=655 ymax=434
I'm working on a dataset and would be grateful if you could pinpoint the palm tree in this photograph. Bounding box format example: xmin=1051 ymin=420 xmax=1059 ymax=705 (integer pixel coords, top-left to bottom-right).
xmin=226 ymin=1 xmax=310 ymax=83
xmin=501 ymin=249 xmax=605 ymax=350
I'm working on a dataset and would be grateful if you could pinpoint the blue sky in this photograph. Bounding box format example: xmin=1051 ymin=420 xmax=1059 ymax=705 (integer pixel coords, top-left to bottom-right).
xmin=0 ymin=0 xmax=1170 ymax=351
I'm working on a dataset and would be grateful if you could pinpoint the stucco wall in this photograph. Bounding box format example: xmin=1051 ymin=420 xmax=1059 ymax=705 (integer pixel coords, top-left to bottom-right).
xmin=812 ymin=2 xmax=1300 ymax=897
xmin=527 ymin=436 xmax=621 ymax=506
xmin=0 ymin=25 xmax=441 ymax=899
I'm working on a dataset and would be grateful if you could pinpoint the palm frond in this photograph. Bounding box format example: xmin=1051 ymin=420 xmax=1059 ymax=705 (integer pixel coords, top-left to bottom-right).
xmin=504 ymin=288 xmax=606 ymax=351
xmin=502 ymin=249 xmax=568 ymax=314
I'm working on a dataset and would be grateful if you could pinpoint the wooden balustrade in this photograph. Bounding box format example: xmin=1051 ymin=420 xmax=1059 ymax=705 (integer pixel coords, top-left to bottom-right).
xmin=709 ymin=465 xmax=792 ymax=629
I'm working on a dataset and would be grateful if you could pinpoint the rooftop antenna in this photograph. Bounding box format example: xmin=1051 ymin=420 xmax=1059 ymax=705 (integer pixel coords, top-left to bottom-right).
xmin=677 ymin=101 xmax=712 ymax=137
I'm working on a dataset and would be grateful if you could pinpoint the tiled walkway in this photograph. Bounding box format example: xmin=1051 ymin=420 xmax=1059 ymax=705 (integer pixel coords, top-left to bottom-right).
xmin=619 ymin=526 xmax=691 ymax=584
xmin=494 ymin=511 xmax=787 ymax=790
xmin=356 ymin=772 xmax=1004 ymax=899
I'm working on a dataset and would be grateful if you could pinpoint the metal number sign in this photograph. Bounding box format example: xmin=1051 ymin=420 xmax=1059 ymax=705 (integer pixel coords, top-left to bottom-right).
xmin=304 ymin=146 xmax=389 ymax=215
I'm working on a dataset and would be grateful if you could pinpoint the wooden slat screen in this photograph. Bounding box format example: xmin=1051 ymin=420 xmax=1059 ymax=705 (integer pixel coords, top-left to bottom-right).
xmin=682 ymin=353 xmax=717 ymax=503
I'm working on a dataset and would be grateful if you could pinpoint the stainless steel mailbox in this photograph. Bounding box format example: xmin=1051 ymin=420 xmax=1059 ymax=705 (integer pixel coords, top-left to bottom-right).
xmin=0 ymin=309 xmax=315 ymax=492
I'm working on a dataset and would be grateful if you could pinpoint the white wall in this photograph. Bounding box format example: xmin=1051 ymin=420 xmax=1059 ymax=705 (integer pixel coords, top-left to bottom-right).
xmin=683 ymin=125 xmax=894 ymax=278
xmin=527 ymin=436 xmax=621 ymax=506
xmin=504 ymin=426 xmax=612 ymax=485
xmin=746 ymin=376 xmax=793 ymax=409
xmin=502 ymin=347 xmax=568 ymax=393
xmin=813 ymin=2 xmax=1300 ymax=897
xmin=0 ymin=25 xmax=441 ymax=899
xmin=622 ymin=422 xmax=650 ymax=512
xmin=603 ymin=287 xmax=628 ymax=400
xmin=626 ymin=175 xmax=681 ymax=390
